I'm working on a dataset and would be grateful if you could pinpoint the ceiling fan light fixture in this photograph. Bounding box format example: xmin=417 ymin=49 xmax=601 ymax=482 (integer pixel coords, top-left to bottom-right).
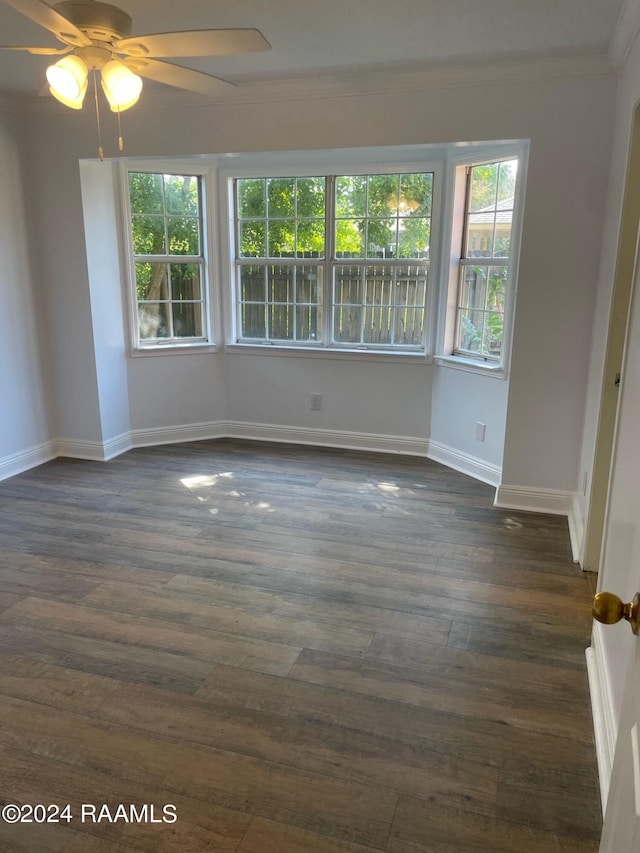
xmin=101 ymin=59 xmax=142 ymax=111
xmin=46 ymin=54 xmax=88 ymax=106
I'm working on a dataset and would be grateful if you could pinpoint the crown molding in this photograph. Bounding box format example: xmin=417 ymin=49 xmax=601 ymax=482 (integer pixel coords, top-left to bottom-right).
xmin=148 ymin=53 xmax=615 ymax=110
xmin=21 ymin=51 xmax=614 ymax=117
xmin=609 ymin=0 xmax=640 ymax=71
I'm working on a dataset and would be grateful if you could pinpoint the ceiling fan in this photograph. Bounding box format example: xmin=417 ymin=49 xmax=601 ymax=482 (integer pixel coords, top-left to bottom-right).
xmin=0 ymin=0 xmax=270 ymax=112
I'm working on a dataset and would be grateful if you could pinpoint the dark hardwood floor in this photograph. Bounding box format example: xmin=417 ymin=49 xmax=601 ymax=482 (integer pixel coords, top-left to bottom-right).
xmin=0 ymin=439 xmax=601 ymax=852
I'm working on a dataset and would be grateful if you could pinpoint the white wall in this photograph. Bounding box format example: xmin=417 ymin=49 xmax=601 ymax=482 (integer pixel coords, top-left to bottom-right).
xmin=21 ymin=109 xmax=102 ymax=449
xmin=15 ymin=62 xmax=614 ymax=499
xmin=0 ymin=97 xmax=54 ymax=477
xmin=79 ymin=160 xmax=132 ymax=457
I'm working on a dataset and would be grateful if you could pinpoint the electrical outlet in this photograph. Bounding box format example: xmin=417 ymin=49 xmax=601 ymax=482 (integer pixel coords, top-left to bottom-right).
xmin=310 ymin=393 xmax=322 ymax=411
xmin=475 ymin=422 xmax=486 ymax=442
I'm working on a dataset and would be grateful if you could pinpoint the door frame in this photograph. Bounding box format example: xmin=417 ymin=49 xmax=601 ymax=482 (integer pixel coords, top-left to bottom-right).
xmin=583 ymin=105 xmax=640 ymax=572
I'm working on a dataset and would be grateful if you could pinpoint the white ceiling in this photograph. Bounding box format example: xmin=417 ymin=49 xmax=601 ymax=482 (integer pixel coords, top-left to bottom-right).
xmin=0 ymin=0 xmax=625 ymax=99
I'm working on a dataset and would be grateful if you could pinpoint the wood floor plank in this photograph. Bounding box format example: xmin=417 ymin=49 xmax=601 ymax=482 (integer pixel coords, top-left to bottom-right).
xmin=288 ymin=648 xmax=593 ymax=739
xmin=80 ymin=584 xmax=376 ymax=655
xmin=0 ymin=654 xmax=120 ymax=714
xmin=0 ymin=623 xmax=213 ymax=693
xmin=1 ymin=597 xmax=301 ymax=677
xmin=387 ymin=796 xmax=597 ymax=853
xmin=164 ymin=573 xmax=452 ymax=642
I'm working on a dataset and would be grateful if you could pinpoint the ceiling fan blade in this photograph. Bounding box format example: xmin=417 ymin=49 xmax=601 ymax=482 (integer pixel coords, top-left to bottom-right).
xmin=114 ymin=28 xmax=270 ymax=58
xmin=2 ymin=0 xmax=91 ymax=46
xmin=0 ymin=43 xmax=71 ymax=54
xmin=123 ymin=57 xmax=235 ymax=97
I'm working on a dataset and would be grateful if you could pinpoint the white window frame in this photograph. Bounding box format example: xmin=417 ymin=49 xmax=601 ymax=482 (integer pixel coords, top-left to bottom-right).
xmin=119 ymin=160 xmax=219 ymax=355
xmin=219 ymin=150 xmax=444 ymax=362
xmin=435 ymin=140 xmax=529 ymax=377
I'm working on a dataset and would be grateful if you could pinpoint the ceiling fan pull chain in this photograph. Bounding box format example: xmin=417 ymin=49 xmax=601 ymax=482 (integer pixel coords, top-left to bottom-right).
xmin=117 ymin=107 xmax=124 ymax=152
xmin=92 ymin=70 xmax=104 ymax=161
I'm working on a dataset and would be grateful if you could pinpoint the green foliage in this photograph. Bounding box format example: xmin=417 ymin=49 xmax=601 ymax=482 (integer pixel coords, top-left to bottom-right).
xmin=237 ymin=177 xmax=325 ymax=256
xmin=129 ymin=173 xmax=200 ymax=259
xmin=236 ymin=173 xmax=432 ymax=259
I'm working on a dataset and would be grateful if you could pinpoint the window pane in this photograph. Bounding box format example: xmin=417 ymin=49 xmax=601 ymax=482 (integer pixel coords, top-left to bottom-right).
xmin=394 ymin=303 xmax=425 ymax=345
xmin=334 ymin=266 xmax=362 ymax=304
xmin=132 ymin=215 xmax=165 ymax=255
xmin=466 ymin=214 xmax=494 ymax=257
xmin=268 ymin=220 xmax=295 ymax=256
xmin=171 ymin=264 xmax=201 ymax=301
xmin=296 ymin=305 xmax=318 ymax=341
xmin=334 ymin=305 xmax=362 ymax=342
xmin=457 ymin=309 xmax=485 ymax=353
xmin=240 ymin=265 xmax=265 ymax=302
xmin=398 ymin=217 xmax=430 ymax=258
xmin=129 ymin=173 xmax=163 ymax=214
xmin=139 ymin=302 xmax=169 ymax=339
xmin=497 ymin=160 xmax=518 ymax=205
xmin=364 ymin=304 xmax=392 ymax=344
xmin=461 ymin=266 xmax=488 ymax=311
xmin=239 ymin=220 xmax=266 ymax=257
xmin=135 ymin=262 xmax=168 ymax=300
xmin=172 ymin=302 xmax=202 ymax=338
xmin=368 ymin=174 xmax=398 ymax=217
xmin=168 ymin=216 xmax=199 ymax=255
xmin=364 ymin=267 xmax=393 ymax=306
xmin=165 ymin=175 xmax=198 ymax=216
xmin=399 ymin=174 xmax=432 ymax=217
xmin=493 ymin=213 xmax=512 ymax=258
xmin=267 ymin=178 xmax=295 ymax=217
xmin=241 ymin=303 xmax=266 ymax=338
xmin=469 ymin=163 xmax=498 ymax=212
xmin=486 ymin=267 xmax=507 ymax=311
xmin=269 ymin=266 xmax=293 ymax=303
xmin=336 ymin=175 xmax=366 ymax=217
xmin=335 ymin=220 xmax=365 ymax=257
xmin=296 ymin=265 xmax=321 ymax=304
xmin=483 ymin=311 xmax=504 ymax=356
xmin=296 ymin=219 xmax=325 ymax=256
xmin=269 ymin=304 xmax=293 ymax=339
xmin=366 ymin=219 xmax=396 ymax=257
xmin=396 ymin=265 xmax=428 ymax=308
xmin=296 ymin=178 xmax=325 ymax=218
xmin=238 ymin=178 xmax=266 ymax=218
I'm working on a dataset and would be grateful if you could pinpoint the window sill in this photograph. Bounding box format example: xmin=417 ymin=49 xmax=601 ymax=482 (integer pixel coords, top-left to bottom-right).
xmin=225 ymin=343 xmax=430 ymax=364
xmin=130 ymin=342 xmax=220 ymax=358
xmin=434 ymin=354 xmax=506 ymax=378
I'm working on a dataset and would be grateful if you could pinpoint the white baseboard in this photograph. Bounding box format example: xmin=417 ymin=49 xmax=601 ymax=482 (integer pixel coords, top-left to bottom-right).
xmin=494 ymin=483 xmax=575 ymax=515
xmin=2 ymin=423 xmax=501 ymax=488
xmin=223 ymin=421 xmax=431 ymax=457
xmin=131 ymin=421 xmax=227 ymax=448
xmin=586 ymin=623 xmax=617 ymax=815
xmin=0 ymin=440 xmax=57 ymax=481
xmin=55 ymin=431 xmax=132 ymax=462
xmin=426 ymin=439 xmax=501 ymax=486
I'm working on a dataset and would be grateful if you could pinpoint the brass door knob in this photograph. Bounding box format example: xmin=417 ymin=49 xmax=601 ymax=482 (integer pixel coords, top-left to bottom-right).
xmin=592 ymin=591 xmax=640 ymax=635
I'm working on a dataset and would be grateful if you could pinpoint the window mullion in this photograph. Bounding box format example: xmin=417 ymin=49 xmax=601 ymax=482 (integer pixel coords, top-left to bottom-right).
xmin=325 ymin=175 xmax=335 ymax=347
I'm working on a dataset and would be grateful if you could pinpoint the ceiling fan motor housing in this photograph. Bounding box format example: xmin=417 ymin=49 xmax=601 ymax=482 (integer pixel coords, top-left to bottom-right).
xmin=54 ymin=0 xmax=133 ymax=42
